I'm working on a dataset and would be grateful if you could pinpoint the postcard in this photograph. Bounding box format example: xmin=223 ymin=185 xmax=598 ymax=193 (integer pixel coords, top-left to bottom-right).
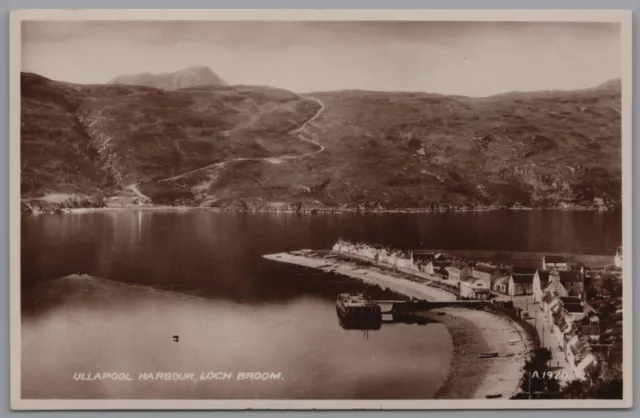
xmin=10 ymin=9 xmax=632 ymax=410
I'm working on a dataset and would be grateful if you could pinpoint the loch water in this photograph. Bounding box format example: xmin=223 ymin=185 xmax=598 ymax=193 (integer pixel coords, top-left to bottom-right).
xmin=20 ymin=210 xmax=621 ymax=399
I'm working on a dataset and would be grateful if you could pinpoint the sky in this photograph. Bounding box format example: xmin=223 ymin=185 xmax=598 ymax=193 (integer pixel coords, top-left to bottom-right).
xmin=21 ymin=21 xmax=621 ymax=97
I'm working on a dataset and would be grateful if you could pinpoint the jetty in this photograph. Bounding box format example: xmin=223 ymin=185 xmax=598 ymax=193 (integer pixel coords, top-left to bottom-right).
xmin=336 ymin=292 xmax=487 ymax=328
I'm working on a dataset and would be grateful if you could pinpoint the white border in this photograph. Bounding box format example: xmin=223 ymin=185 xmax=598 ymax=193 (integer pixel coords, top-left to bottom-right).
xmin=9 ymin=8 xmax=633 ymax=410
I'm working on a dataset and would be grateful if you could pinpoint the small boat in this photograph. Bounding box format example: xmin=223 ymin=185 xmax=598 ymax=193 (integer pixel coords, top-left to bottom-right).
xmin=508 ymin=339 xmax=519 ymax=345
xmin=478 ymin=352 xmax=499 ymax=359
xmin=486 ymin=394 xmax=502 ymax=399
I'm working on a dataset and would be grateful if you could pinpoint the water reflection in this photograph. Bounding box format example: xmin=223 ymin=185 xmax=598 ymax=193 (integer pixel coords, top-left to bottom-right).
xmin=22 ymin=275 xmax=452 ymax=399
xmin=22 ymin=210 xmax=621 ymax=293
xmin=337 ymin=313 xmax=437 ymax=331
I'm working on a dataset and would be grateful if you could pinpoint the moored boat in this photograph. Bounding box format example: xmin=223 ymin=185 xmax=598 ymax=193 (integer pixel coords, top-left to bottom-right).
xmin=336 ymin=293 xmax=382 ymax=329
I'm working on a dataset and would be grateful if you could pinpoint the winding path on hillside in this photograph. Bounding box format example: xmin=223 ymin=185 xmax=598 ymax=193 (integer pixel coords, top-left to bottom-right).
xmin=157 ymin=96 xmax=326 ymax=184
xmin=127 ymin=184 xmax=152 ymax=201
xmin=124 ymin=96 xmax=325 ymax=201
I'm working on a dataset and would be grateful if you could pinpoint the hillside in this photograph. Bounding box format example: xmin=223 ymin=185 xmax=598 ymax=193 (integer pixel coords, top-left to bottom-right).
xmin=109 ymin=66 xmax=227 ymax=90
xmin=21 ymin=71 xmax=321 ymax=210
xmin=294 ymin=86 xmax=622 ymax=209
xmin=20 ymin=72 xmax=621 ymax=212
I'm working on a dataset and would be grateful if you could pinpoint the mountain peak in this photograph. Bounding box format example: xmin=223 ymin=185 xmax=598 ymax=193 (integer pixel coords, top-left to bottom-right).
xmin=109 ymin=66 xmax=227 ymax=90
xmin=181 ymin=65 xmax=213 ymax=72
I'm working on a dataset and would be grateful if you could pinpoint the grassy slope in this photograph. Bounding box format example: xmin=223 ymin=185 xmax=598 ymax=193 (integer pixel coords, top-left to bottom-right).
xmin=21 ymin=72 xmax=621 ymax=209
xmin=196 ymin=85 xmax=621 ymax=210
xmin=21 ymin=73 xmax=111 ymax=197
xmin=276 ymin=86 xmax=620 ymax=209
xmin=21 ymin=72 xmax=320 ymax=206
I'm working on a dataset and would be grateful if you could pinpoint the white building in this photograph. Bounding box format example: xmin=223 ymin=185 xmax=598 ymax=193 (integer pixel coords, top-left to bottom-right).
xmin=614 ymin=246 xmax=623 ymax=268
xmin=396 ymin=254 xmax=413 ymax=270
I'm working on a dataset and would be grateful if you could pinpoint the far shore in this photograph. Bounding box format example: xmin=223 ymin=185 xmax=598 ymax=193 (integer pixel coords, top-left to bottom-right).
xmin=22 ymin=200 xmax=620 ymax=216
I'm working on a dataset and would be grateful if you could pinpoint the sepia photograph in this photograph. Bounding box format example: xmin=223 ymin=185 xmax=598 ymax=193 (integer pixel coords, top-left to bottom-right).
xmin=10 ymin=9 xmax=632 ymax=410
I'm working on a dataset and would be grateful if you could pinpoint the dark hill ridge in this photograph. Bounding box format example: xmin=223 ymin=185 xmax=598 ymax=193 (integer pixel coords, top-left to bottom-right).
xmin=109 ymin=66 xmax=227 ymax=90
xmin=20 ymin=71 xmax=621 ymax=212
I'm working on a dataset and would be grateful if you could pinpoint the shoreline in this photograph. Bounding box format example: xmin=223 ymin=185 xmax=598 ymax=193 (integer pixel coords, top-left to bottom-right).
xmin=263 ymin=251 xmax=532 ymax=399
xmin=21 ymin=202 xmax=620 ymax=216
xmin=423 ymin=308 xmax=532 ymax=399
xmin=425 ymin=308 xmax=492 ymax=399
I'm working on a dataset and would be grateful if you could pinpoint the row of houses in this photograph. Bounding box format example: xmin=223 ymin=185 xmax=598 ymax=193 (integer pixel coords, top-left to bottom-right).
xmin=332 ymin=240 xmax=446 ymax=273
xmin=446 ymin=260 xmax=586 ymax=301
xmin=539 ymin=280 xmax=600 ymax=381
xmin=332 ymin=240 xmax=586 ymax=300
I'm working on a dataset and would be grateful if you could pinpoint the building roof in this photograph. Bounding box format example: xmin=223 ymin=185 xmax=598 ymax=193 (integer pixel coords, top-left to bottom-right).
xmin=412 ymin=250 xmax=435 ymax=255
xmin=413 ymin=251 xmax=447 ymax=260
xmin=511 ymin=273 xmax=535 ymax=284
xmin=584 ymin=302 xmax=598 ymax=315
xmin=413 ymin=254 xmax=435 ymax=263
xmin=447 ymin=262 xmax=467 ymax=271
xmin=474 ymin=263 xmax=497 ymax=274
xmin=513 ymin=267 xmax=538 ymax=275
xmin=559 ymin=270 xmax=583 ymax=283
xmin=536 ymin=270 xmax=550 ymax=286
xmin=545 ymin=254 xmax=568 ymax=263
xmin=494 ymin=276 xmax=510 ymax=286
xmin=564 ymin=302 xmax=584 ymax=313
